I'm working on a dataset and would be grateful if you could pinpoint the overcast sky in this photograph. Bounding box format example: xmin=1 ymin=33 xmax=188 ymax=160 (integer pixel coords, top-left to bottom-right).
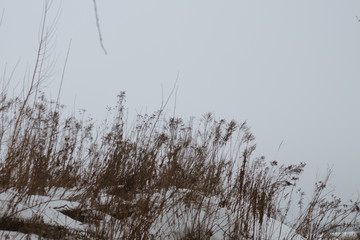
xmin=1 ymin=0 xmax=360 ymax=198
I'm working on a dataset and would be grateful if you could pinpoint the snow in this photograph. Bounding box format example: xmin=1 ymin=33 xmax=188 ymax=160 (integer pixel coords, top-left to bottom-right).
xmin=0 ymin=189 xmax=85 ymax=231
xmin=0 ymin=187 xmax=335 ymax=239
xmin=0 ymin=230 xmax=38 ymax=240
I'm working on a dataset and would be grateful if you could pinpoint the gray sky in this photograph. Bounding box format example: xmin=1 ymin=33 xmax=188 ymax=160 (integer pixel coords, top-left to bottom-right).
xmin=1 ymin=0 xmax=360 ymax=198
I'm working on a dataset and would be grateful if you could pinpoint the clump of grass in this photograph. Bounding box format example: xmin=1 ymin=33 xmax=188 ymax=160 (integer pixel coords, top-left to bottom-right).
xmin=0 ymin=85 xmax=359 ymax=239
xmin=1 ymin=3 xmax=359 ymax=239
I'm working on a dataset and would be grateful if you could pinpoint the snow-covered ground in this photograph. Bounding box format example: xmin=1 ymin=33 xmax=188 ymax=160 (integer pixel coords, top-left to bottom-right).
xmin=0 ymin=188 xmax=355 ymax=239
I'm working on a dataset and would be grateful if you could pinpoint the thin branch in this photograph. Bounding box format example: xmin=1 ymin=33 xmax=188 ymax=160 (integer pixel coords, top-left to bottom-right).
xmin=146 ymin=79 xmax=179 ymax=149
xmin=277 ymin=140 xmax=284 ymax=152
xmin=92 ymin=0 xmax=107 ymax=54
xmin=1 ymin=59 xmax=21 ymax=95
xmin=0 ymin=8 xmax=4 ymax=27
xmin=56 ymin=39 xmax=72 ymax=107
xmin=5 ymin=1 xmax=49 ymax=185
xmin=172 ymin=72 xmax=180 ymax=118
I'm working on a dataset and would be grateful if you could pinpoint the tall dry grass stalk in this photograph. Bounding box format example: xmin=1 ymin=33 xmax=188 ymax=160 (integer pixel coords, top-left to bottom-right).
xmin=1 ymin=87 xmax=359 ymax=238
xmin=0 ymin=2 xmax=359 ymax=239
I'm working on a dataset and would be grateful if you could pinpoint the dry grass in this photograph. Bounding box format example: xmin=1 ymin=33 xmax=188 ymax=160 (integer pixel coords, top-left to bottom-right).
xmin=1 ymin=2 xmax=360 ymax=239
xmin=0 ymin=87 xmax=359 ymax=239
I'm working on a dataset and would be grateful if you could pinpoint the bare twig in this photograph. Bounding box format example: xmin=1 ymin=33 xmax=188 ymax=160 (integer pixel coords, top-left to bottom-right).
xmin=146 ymin=79 xmax=178 ymax=148
xmin=5 ymin=1 xmax=50 ymax=185
xmin=277 ymin=140 xmax=284 ymax=152
xmin=1 ymin=59 xmax=21 ymax=96
xmin=0 ymin=8 xmax=4 ymax=27
xmin=172 ymin=72 xmax=180 ymax=118
xmin=56 ymin=39 xmax=72 ymax=107
xmin=92 ymin=0 xmax=107 ymax=54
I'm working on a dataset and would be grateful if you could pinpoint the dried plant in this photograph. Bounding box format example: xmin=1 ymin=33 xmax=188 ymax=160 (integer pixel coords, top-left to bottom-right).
xmin=1 ymin=2 xmax=359 ymax=239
